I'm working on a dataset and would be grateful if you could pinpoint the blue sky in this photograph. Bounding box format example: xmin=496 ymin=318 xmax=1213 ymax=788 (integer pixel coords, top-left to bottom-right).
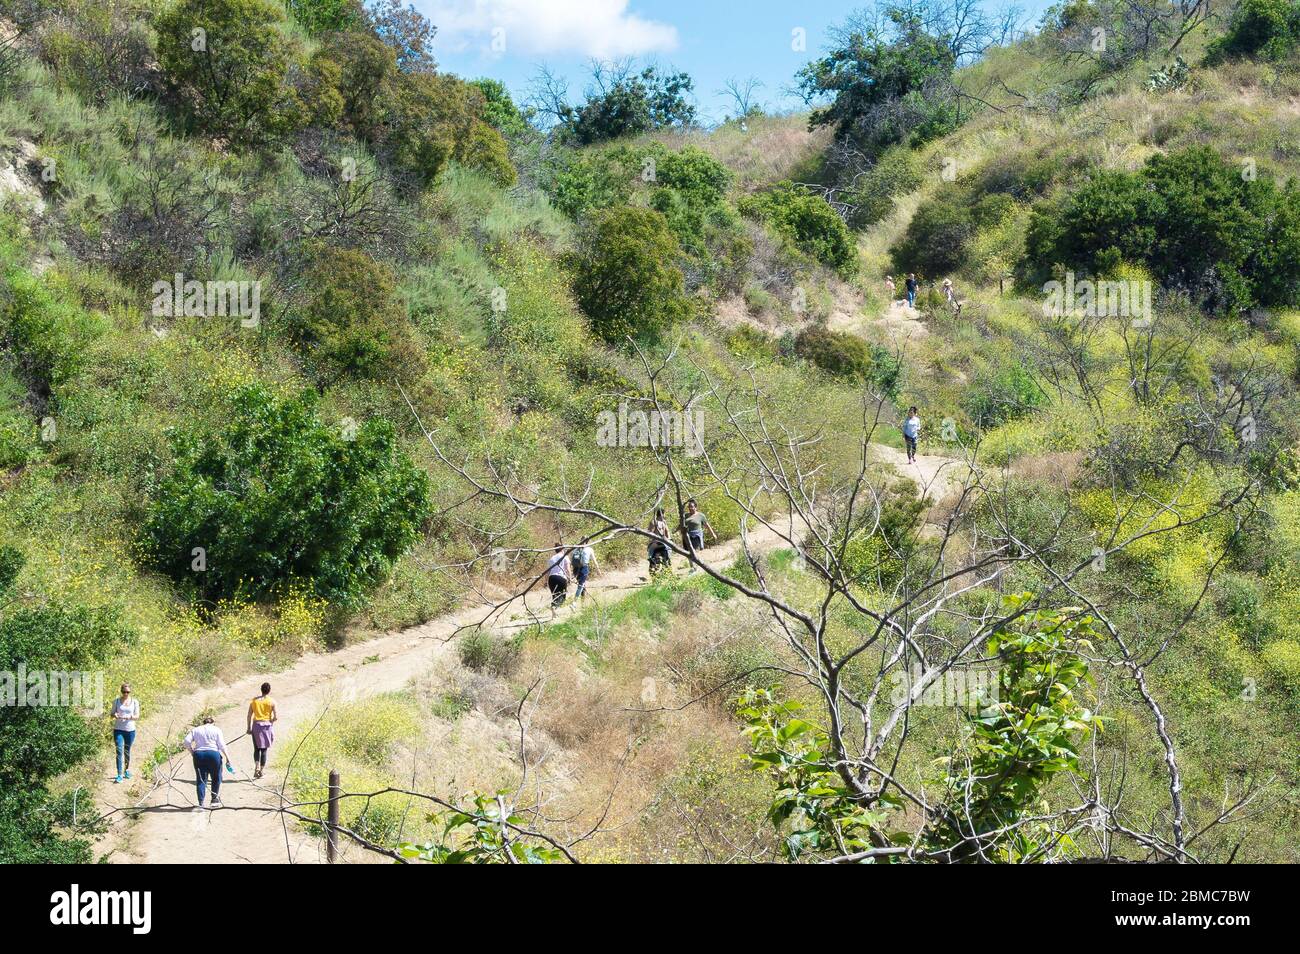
xmin=417 ymin=0 xmax=1058 ymax=125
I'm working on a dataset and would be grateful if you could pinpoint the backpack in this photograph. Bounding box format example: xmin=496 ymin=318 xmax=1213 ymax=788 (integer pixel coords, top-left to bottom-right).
xmin=571 ymin=546 xmax=591 ymax=570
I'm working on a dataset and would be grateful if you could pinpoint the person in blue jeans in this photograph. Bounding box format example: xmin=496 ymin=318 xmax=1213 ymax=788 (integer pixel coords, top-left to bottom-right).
xmin=569 ymin=543 xmax=596 ymax=599
xmin=902 ymin=406 xmax=921 ymax=464
xmin=905 ymin=273 xmax=919 ymax=308
xmin=184 ymin=717 xmax=232 ymax=808
xmin=110 ymin=683 xmax=139 ymax=783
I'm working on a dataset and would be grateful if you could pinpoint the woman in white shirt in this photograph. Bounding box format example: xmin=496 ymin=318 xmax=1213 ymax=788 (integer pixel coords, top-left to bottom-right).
xmin=545 ymin=543 xmax=570 ymax=608
xmin=184 ymin=717 xmax=232 ymax=808
xmin=110 ymin=683 xmax=140 ymax=784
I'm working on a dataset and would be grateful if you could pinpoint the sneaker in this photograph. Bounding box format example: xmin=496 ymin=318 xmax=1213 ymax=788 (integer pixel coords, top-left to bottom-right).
xmin=123 ymin=770 xmax=131 ymax=779
xmin=209 ymin=798 xmax=223 ymax=808
xmin=114 ymin=775 xmax=122 ymax=784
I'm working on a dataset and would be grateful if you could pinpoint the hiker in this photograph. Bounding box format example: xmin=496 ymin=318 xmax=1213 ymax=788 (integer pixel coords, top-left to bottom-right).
xmin=110 ymin=683 xmax=139 ymax=784
xmin=570 ymin=541 xmax=596 ymax=599
xmin=184 ymin=716 xmax=232 ymax=809
xmin=905 ymin=274 xmax=919 ymax=308
xmin=903 ymin=406 xmax=921 ymax=465
xmin=885 ymin=275 xmax=896 ymax=301
xmin=681 ymin=499 xmax=718 ymax=561
xmin=647 ymin=508 xmax=671 ymax=573
xmin=943 ymin=278 xmax=961 ymax=316
xmin=545 ymin=543 xmax=570 ymax=607
xmin=246 ymin=683 xmax=277 ymax=780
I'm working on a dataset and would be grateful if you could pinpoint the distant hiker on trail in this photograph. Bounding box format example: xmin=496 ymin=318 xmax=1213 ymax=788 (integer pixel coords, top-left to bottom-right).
xmin=246 ymin=683 xmax=277 ymax=780
xmin=905 ymin=274 xmax=919 ymax=308
xmin=570 ymin=542 xmax=596 ymax=599
xmin=680 ymin=499 xmax=717 ymax=562
xmin=185 ymin=716 xmax=232 ymax=809
xmin=110 ymin=683 xmax=139 ymax=784
xmin=545 ymin=543 xmax=570 ymax=608
xmin=885 ymin=275 xmax=896 ymax=301
xmin=903 ymin=406 xmax=921 ymax=465
xmin=943 ymin=278 xmax=962 ymax=316
xmin=648 ymin=508 xmax=672 ymax=574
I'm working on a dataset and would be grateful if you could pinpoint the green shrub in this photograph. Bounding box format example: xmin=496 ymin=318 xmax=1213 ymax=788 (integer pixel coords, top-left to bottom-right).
xmin=964 ymin=362 xmax=1045 ymax=429
xmin=155 ymin=0 xmax=319 ymax=144
xmin=1023 ymin=146 xmax=1300 ymax=312
xmin=35 ymin=0 xmax=154 ymax=106
xmin=457 ymin=628 xmax=522 ymax=677
xmin=793 ymin=325 xmax=900 ymax=396
xmin=142 ymin=383 xmax=430 ymax=606
xmin=292 ymin=244 xmax=424 ymax=385
xmin=0 ymin=266 xmax=108 ymax=394
xmin=570 ymin=205 xmax=691 ymax=345
xmin=381 ymin=71 xmax=515 ymax=187
xmin=890 ymin=187 xmax=975 ymax=276
xmin=285 ymin=0 xmax=363 ymax=34
xmin=740 ymin=182 xmax=857 ymax=275
xmin=1206 ymin=0 xmax=1300 ymax=63
xmin=0 ymin=550 xmax=133 ymax=862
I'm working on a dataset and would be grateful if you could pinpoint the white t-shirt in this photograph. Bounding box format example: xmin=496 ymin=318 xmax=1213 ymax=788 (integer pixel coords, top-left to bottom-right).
xmin=903 ymin=416 xmax=921 ymax=439
xmin=185 ymin=724 xmax=226 ymax=755
xmin=111 ymin=697 xmax=140 ymax=732
xmin=547 ymin=551 xmax=569 ymax=579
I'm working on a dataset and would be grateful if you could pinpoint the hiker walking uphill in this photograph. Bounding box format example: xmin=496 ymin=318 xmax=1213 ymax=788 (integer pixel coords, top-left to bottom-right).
xmin=680 ymin=499 xmax=718 ymax=562
xmin=903 ymin=406 xmax=922 ymax=465
xmin=545 ymin=543 xmax=570 ymax=608
xmin=647 ymin=508 xmax=671 ymax=574
xmin=184 ymin=716 xmax=233 ymax=809
xmin=246 ymin=683 xmax=277 ymax=780
xmin=110 ymin=684 xmax=139 ymax=784
xmin=570 ymin=542 xmax=597 ymax=599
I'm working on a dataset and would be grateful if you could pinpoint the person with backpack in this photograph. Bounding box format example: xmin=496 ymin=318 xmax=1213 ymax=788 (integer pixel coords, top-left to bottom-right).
xmin=570 ymin=542 xmax=596 ymax=599
xmin=246 ymin=683 xmax=277 ymax=780
xmin=184 ymin=716 xmax=233 ymax=809
xmin=110 ymin=683 xmax=139 ymax=784
xmin=905 ymin=274 xmax=919 ymax=308
xmin=902 ymin=406 xmax=922 ymax=465
xmin=647 ymin=509 xmax=671 ymax=574
xmin=545 ymin=543 xmax=570 ymax=608
xmin=680 ymin=499 xmax=717 ymax=562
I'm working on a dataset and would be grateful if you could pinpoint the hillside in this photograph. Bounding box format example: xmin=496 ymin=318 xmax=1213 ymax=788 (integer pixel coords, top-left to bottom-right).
xmin=2 ymin=0 xmax=1300 ymax=866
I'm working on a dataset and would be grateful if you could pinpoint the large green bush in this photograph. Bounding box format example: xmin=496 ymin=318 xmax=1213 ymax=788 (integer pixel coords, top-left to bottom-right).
xmin=793 ymin=325 xmax=901 ymax=396
xmin=292 ymin=244 xmax=424 ymax=385
xmin=570 ymin=205 xmax=692 ymax=345
xmin=740 ymin=182 xmax=857 ymax=276
xmin=155 ymin=0 xmax=331 ymax=144
xmin=1024 ymin=146 xmax=1300 ymax=311
xmin=1206 ymin=0 xmax=1300 ymax=63
xmin=142 ymin=384 xmax=430 ymax=606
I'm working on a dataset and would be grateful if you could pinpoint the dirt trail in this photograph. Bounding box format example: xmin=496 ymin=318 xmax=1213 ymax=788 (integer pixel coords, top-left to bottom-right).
xmin=98 ymin=444 xmax=957 ymax=864
xmin=97 ymin=520 xmax=801 ymax=864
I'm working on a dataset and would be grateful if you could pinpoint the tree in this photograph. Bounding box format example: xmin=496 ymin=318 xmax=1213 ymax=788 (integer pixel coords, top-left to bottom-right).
xmin=531 ymin=60 xmax=697 ymax=144
xmin=365 ymin=0 xmax=436 ymax=73
xmin=155 ymin=0 xmax=317 ymax=144
xmin=740 ymin=182 xmax=858 ymax=275
xmin=143 ymin=383 xmax=430 ymax=606
xmin=1206 ymin=0 xmax=1300 ymax=62
xmin=285 ymin=0 xmax=363 ymax=33
xmin=570 ymin=206 xmax=692 ymax=345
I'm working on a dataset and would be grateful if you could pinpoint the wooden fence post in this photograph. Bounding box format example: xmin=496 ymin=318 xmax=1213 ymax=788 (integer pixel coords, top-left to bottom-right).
xmin=327 ymin=769 xmax=340 ymax=863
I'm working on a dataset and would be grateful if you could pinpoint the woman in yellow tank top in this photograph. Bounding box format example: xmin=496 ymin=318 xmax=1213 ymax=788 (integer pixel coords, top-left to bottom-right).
xmin=246 ymin=683 xmax=277 ymax=779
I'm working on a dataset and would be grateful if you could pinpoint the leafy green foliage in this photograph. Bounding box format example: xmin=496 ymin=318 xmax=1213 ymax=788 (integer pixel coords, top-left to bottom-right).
xmin=469 ymin=77 xmax=530 ymax=139
xmin=797 ymin=7 xmax=959 ymax=150
xmin=1024 ymin=146 xmax=1300 ymax=311
xmin=399 ymin=793 xmax=562 ymax=863
xmin=738 ymin=688 xmax=900 ymax=861
xmin=923 ymin=597 xmax=1102 ymax=862
xmin=0 ymin=553 xmax=132 ymax=862
xmin=556 ymin=66 xmax=696 ymax=145
xmin=965 ymin=362 xmax=1045 ymax=429
xmin=892 ymin=187 xmax=1015 ymax=276
xmin=382 ymin=71 xmax=516 ymax=186
xmin=285 ymin=0 xmax=363 ymax=34
xmin=570 ymin=205 xmax=692 ymax=345
xmin=142 ymin=384 xmax=430 ymax=606
xmin=1206 ymin=0 xmax=1300 ymax=63
xmin=156 ymin=0 xmax=329 ymax=144
xmin=793 ymin=325 xmax=901 ymax=396
xmin=740 ymin=182 xmax=857 ymax=275
xmin=291 ymin=244 xmax=424 ymax=385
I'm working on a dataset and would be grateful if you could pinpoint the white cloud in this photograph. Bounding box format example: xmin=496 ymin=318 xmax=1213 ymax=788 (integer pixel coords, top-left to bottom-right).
xmin=424 ymin=0 xmax=679 ymax=59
